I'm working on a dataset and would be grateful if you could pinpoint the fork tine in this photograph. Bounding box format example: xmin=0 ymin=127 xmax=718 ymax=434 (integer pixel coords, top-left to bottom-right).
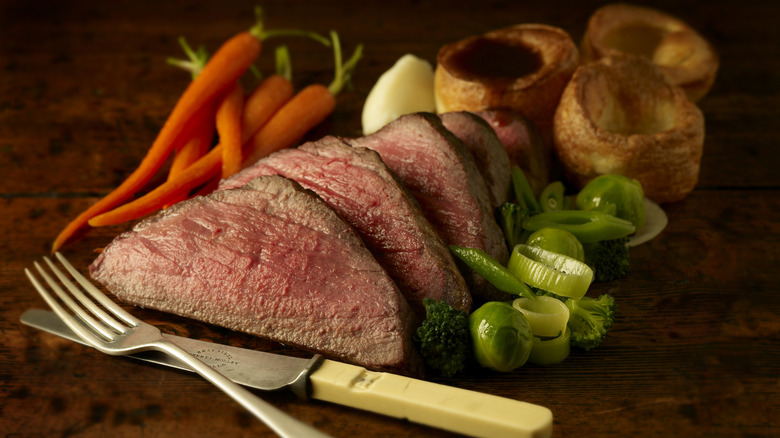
xmin=25 ymin=263 xmax=116 ymax=343
xmin=42 ymin=256 xmax=128 ymax=334
xmin=54 ymin=252 xmax=140 ymax=327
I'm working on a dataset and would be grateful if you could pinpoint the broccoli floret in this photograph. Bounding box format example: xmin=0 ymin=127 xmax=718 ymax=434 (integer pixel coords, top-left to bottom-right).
xmin=497 ymin=202 xmax=532 ymax=249
xmin=414 ymin=298 xmax=471 ymax=377
xmin=583 ymin=237 xmax=631 ymax=282
xmin=565 ymin=294 xmax=617 ymax=351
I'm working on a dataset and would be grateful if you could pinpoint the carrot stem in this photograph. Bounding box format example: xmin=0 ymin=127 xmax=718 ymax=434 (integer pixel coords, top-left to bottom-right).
xmin=241 ymin=31 xmax=362 ymax=167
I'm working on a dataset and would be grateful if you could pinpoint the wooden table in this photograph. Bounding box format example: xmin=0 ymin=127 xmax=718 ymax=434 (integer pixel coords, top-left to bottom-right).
xmin=2 ymin=1 xmax=778 ymax=436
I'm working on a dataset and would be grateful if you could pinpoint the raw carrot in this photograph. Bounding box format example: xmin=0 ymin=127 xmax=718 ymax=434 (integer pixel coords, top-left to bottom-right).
xmin=164 ymin=109 xmax=215 ymax=206
xmin=242 ymin=31 xmax=362 ymax=166
xmin=167 ymin=37 xmax=215 ymax=181
xmin=86 ymin=32 xmax=355 ymax=229
xmin=51 ymin=17 xmax=265 ymax=252
xmin=87 ymin=73 xmax=296 ymax=227
xmin=241 ymin=84 xmax=336 ymax=165
xmin=241 ymin=74 xmax=294 ymax=143
xmin=169 ymin=105 xmax=216 ymax=178
xmin=218 ymin=82 xmax=245 ymax=178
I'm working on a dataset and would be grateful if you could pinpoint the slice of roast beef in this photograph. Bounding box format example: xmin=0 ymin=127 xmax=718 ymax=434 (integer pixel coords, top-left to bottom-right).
xmin=219 ymin=136 xmax=472 ymax=315
xmin=439 ymin=111 xmax=512 ymax=208
xmin=344 ymin=112 xmax=509 ymax=302
xmin=476 ymin=110 xmax=551 ymax=195
xmin=89 ymin=175 xmax=421 ymax=375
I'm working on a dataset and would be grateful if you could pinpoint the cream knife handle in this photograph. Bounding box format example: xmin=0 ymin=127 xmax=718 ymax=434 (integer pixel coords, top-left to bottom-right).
xmin=308 ymin=360 xmax=553 ymax=438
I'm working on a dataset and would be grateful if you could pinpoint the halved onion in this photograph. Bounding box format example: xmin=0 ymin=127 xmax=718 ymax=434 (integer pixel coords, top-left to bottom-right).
xmin=361 ymin=54 xmax=436 ymax=135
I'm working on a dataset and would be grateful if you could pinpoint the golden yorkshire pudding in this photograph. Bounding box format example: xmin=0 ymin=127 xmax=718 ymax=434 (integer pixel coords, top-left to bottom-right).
xmin=553 ymin=54 xmax=705 ymax=204
xmin=434 ymin=24 xmax=580 ymax=125
xmin=581 ymin=3 xmax=719 ymax=102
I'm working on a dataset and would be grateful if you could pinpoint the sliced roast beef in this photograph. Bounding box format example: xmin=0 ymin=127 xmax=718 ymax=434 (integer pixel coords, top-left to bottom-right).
xmin=344 ymin=112 xmax=509 ymax=302
xmin=219 ymin=136 xmax=472 ymax=314
xmin=439 ymin=111 xmax=512 ymax=208
xmin=90 ymin=175 xmax=421 ymax=375
xmin=476 ymin=110 xmax=551 ymax=195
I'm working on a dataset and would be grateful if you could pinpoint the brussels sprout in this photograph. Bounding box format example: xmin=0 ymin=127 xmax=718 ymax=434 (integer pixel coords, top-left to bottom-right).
xmin=576 ymin=174 xmax=646 ymax=230
xmin=469 ymin=301 xmax=533 ymax=372
xmin=526 ymin=227 xmax=585 ymax=262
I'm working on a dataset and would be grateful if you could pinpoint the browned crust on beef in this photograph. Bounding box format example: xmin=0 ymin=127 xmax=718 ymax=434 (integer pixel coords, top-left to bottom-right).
xmin=219 ymin=136 xmax=472 ymax=315
xmin=439 ymin=111 xmax=512 ymax=208
xmin=90 ymin=175 xmax=422 ymax=375
xmin=344 ymin=112 xmax=510 ymax=302
xmin=476 ymin=110 xmax=552 ymax=195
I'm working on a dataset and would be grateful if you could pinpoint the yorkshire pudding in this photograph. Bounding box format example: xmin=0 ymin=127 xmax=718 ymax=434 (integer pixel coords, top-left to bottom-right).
xmin=434 ymin=24 xmax=579 ymax=125
xmin=553 ymin=55 xmax=705 ymax=204
xmin=581 ymin=3 xmax=719 ymax=102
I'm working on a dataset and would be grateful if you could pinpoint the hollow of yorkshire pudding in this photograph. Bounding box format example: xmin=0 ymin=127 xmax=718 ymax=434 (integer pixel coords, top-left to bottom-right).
xmin=553 ymin=54 xmax=705 ymax=204
xmin=434 ymin=24 xmax=579 ymax=124
xmin=581 ymin=3 xmax=719 ymax=102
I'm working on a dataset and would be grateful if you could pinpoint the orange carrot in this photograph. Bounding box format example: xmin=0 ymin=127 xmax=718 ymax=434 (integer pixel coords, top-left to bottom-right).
xmin=242 ymin=32 xmax=363 ymax=167
xmin=167 ymin=37 xmax=215 ymax=182
xmin=218 ymin=82 xmax=245 ymax=178
xmin=242 ymin=84 xmax=336 ymax=165
xmin=86 ymin=32 xmax=359 ymax=229
xmin=51 ymin=19 xmax=265 ymax=252
xmin=169 ymin=106 xmax=216 ymax=178
xmin=87 ymin=74 xmax=296 ymax=227
xmin=241 ymin=74 xmax=294 ymax=143
xmin=164 ymin=109 xmax=215 ymax=207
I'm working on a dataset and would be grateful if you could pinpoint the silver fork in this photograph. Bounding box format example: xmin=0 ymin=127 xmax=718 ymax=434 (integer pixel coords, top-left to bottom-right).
xmin=25 ymin=252 xmax=331 ymax=438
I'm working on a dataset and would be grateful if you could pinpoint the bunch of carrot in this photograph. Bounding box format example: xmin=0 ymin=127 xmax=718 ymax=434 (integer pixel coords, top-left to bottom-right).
xmin=52 ymin=9 xmax=362 ymax=252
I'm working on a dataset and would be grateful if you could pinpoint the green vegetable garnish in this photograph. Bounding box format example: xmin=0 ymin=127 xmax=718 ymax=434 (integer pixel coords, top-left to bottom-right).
xmin=469 ymin=301 xmax=534 ymax=372
xmin=497 ymin=202 xmax=532 ymax=250
xmin=525 ymin=227 xmax=585 ymax=262
xmin=449 ymin=246 xmax=535 ymax=300
xmin=583 ymin=237 xmax=631 ymax=282
xmin=511 ymin=167 xmax=540 ymax=213
xmin=538 ymin=181 xmax=565 ymax=213
xmin=512 ymin=295 xmax=570 ymax=338
xmin=576 ymin=174 xmax=647 ymax=230
xmin=507 ymin=244 xmax=593 ymax=299
xmin=565 ymin=294 xmax=617 ymax=351
xmin=528 ymin=328 xmax=571 ymax=365
xmin=414 ymin=298 xmax=471 ymax=377
xmin=522 ymin=210 xmax=636 ymax=243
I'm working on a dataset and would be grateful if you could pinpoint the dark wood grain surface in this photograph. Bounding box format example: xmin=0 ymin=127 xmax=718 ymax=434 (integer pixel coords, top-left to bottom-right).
xmin=2 ymin=0 xmax=778 ymax=436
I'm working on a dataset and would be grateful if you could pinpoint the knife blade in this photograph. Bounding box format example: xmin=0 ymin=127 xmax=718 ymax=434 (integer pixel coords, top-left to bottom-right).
xmin=21 ymin=308 xmax=553 ymax=438
xmin=20 ymin=308 xmax=320 ymax=398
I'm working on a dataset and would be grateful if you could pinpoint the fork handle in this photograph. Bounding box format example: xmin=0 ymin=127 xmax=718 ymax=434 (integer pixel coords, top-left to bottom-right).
xmin=157 ymin=339 xmax=331 ymax=438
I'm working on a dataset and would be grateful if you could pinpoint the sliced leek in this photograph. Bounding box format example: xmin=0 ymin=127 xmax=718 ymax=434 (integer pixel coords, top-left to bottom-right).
xmin=512 ymin=296 xmax=570 ymax=338
xmin=508 ymin=245 xmax=593 ymax=299
xmin=529 ymin=328 xmax=571 ymax=365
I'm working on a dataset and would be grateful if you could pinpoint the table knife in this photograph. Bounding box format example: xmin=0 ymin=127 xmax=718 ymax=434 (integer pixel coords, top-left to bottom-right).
xmin=21 ymin=308 xmax=552 ymax=438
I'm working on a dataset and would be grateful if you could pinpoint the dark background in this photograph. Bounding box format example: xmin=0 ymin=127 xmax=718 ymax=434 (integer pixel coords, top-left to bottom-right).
xmin=2 ymin=1 xmax=778 ymax=436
